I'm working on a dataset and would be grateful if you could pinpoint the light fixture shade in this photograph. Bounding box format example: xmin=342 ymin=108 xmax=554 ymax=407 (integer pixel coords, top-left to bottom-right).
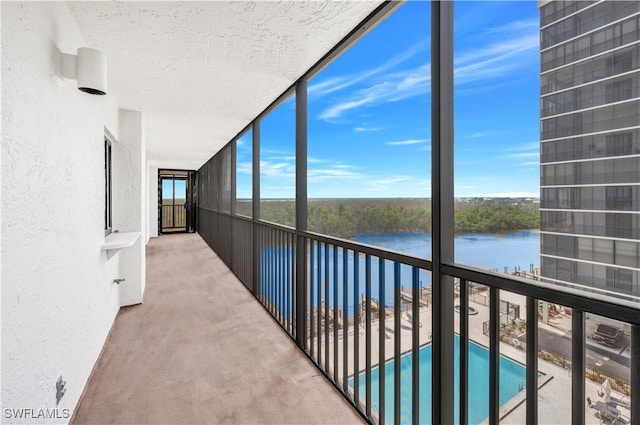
xmin=76 ymin=47 xmax=107 ymax=95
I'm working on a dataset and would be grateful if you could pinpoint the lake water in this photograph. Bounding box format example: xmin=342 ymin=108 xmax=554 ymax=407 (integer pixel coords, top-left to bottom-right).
xmin=356 ymin=230 xmax=540 ymax=272
xmin=260 ymin=230 xmax=540 ymax=317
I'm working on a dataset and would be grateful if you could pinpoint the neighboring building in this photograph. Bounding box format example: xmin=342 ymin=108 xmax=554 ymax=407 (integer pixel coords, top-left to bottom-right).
xmin=539 ymin=0 xmax=640 ymax=298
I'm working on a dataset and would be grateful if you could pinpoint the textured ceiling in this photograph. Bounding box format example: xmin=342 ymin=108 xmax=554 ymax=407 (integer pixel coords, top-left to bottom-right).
xmin=65 ymin=1 xmax=383 ymax=170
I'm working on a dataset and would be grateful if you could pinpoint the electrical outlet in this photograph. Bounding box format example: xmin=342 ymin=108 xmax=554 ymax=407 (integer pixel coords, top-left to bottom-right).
xmin=56 ymin=376 xmax=66 ymax=405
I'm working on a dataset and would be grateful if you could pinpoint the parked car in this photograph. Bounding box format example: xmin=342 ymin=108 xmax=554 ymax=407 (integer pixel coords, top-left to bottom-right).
xmin=592 ymin=324 xmax=622 ymax=347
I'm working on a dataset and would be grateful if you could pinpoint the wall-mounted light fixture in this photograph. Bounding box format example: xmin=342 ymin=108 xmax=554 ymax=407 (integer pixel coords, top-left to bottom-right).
xmin=58 ymin=47 xmax=107 ymax=96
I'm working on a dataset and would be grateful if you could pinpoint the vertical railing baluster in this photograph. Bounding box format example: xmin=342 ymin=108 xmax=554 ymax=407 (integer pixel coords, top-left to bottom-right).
xmin=333 ymin=245 xmax=339 ymax=383
xmin=325 ymin=243 xmax=330 ymax=375
xmin=354 ymin=251 xmax=360 ymax=408
xmin=365 ymin=254 xmax=372 ymax=420
xmin=265 ymin=227 xmax=269 ymax=312
xmin=379 ymin=258 xmax=386 ymax=425
xmin=280 ymin=231 xmax=285 ymax=329
xmin=631 ymin=324 xmax=640 ymax=425
xmin=317 ymin=242 xmax=323 ymax=366
xmin=343 ymin=248 xmax=349 ymax=394
xmin=289 ymin=233 xmax=294 ymax=335
xmin=411 ymin=267 xmax=420 ymax=425
xmin=572 ymin=310 xmax=585 ymax=425
xmin=310 ymin=241 xmax=316 ymax=359
xmin=272 ymin=228 xmax=276 ymax=318
xmin=281 ymin=230 xmax=285 ymax=328
xmin=277 ymin=230 xmax=282 ymax=325
xmin=394 ymin=262 xmax=401 ymax=425
xmin=270 ymin=228 xmax=274 ymax=317
xmin=460 ymin=279 xmax=468 ymax=425
xmin=261 ymin=227 xmax=265 ymax=305
xmin=289 ymin=232 xmax=293 ymax=334
xmin=489 ymin=287 xmax=499 ymax=425
xmin=279 ymin=230 xmax=282 ymax=326
xmin=277 ymin=229 xmax=280 ymax=322
xmin=261 ymin=227 xmax=265 ymax=307
xmin=262 ymin=227 xmax=266 ymax=305
xmin=269 ymin=228 xmax=273 ymax=316
xmin=526 ymin=296 xmax=538 ymax=425
xmin=263 ymin=227 xmax=268 ymax=310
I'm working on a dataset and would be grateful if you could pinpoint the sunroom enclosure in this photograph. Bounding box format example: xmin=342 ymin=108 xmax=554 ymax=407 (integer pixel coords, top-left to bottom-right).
xmin=195 ymin=2 xmax=639 ymax=425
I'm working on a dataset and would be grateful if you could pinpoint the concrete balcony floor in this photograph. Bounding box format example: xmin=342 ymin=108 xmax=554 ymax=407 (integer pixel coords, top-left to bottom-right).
xmin=72 ymin=233 xmax=363 ymax=424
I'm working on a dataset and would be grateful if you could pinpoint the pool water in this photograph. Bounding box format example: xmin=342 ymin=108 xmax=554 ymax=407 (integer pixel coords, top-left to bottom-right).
xmin=349 ymin=336 xmax=526 ymax=424
xmin=454 ymin=305 xmax=478 ymax=315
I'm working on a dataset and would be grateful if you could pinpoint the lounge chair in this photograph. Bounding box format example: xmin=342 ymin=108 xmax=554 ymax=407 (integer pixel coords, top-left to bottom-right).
xmin=590 ymin=400 xmax=623 ymax=424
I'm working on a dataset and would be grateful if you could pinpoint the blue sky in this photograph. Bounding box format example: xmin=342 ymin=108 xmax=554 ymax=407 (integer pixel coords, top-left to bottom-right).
xmin=162 ymin=178 xmax=186 ymax=200
xmin=237 ymin=1 xmax=541 ymax=199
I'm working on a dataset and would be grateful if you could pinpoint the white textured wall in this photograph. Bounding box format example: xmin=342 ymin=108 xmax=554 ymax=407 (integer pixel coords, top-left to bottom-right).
xmin=1 ymin=3 xmax=142 ymax=423
xmin=114 ymin=110 xmax=146 ymax=306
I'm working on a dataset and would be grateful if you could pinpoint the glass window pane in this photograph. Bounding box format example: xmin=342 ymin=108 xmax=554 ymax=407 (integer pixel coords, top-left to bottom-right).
xmin=585 ymin=314 xmax=631 ymax=424
xmin=260 ymin=94 xmax=296 ymax=226
xmin=236 ymin=129 xmax=253 ymax=217
xmin=307 ymin=1 xmax=431 ymax=260
xmin=537 ymin=303 xmax=572 ymax=424
xmin=220 ymin=145 xmax=232 ymax=213
xmin=454 ymin=1 xmax=541 ymax=280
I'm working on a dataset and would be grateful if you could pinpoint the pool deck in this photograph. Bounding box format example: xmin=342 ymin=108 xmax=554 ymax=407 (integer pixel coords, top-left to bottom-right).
xmin=317 ymin=289 xmax=631 ymax=424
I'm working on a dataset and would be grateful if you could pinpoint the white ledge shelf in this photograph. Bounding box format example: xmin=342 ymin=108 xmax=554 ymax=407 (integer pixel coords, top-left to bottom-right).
xmin=102 ymin=232 xmax=141 ymax=253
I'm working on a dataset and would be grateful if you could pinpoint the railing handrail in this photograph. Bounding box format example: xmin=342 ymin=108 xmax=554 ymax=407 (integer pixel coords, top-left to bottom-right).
xmin=441 ymin=262 xmax=640 ymax=325
xmin=197 ymin=206 xmax=640 ymax=424
xmin=206 ymin=208 xmax=640 ymax=325
xmin=300 ymin=230 xmax=433 ymax=271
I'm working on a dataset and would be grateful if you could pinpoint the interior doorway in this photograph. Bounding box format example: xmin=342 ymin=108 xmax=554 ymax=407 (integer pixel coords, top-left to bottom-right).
xmin=159 ymin=169 xmax=195 ymax=234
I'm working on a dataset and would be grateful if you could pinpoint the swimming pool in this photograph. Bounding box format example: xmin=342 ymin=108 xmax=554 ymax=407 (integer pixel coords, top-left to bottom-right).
xmin=349 ymin=336 xmax=527 ymax=424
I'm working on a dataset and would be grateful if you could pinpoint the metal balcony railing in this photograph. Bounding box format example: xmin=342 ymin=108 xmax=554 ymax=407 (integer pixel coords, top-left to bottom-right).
xmin=197 ymin=208 xmax=640 ymax=425
xmin=541 ymin=86 xmax=640 ymax=118
xmin=161 ymin=203 xmax=186 ymax=229
xmin=541 ymin=115 xmax=640 ymax=140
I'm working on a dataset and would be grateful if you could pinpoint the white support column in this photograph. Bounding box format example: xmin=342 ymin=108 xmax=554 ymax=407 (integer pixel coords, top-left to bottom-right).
xmin=114 ymin=109 xmax=146 ymax=306
xmin=146 ymin=164 xmax=159 ymax=242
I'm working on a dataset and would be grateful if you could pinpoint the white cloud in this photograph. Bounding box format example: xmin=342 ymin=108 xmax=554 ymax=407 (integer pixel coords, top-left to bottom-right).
xmin=308 ymin=156 xmax=325 ymax=164
xmin=468 ymin=132 xmax=492 ymax=139
xmin=308 ymin=40 xmax=428 ymax=98
xmin=319 ymin=64 xmax=431 ymax=120
xmin=455 ymin=24 xmax=539 ymax=86
xmin=313 ymin=17 xmax=537 ymax=121
xmin=259 ymin=160 xmax=295 ymax=179
xmin=506 ymin=141 xmax=540 ymax=151
xmin=504 ymin=152 xmax=539 ymax=160
xmin=387 ymin=139 xmax=428 ymax=146
xmin=488 ymin=19 xmax=539 ymax=34
xmin=355 ymin=126 xmax=385 ymax=132
xmin=237 ymin=161 xmax=252 ymax=174
xmin=308 ymin=168 xmax=363 ymax=183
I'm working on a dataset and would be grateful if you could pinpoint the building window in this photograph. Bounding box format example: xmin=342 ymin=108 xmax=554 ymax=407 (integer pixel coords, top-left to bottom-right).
xmin=105 ymin=137 xmax=112 ymax=235
xmin=606 ymin=50 xmax=632 ymax=76
xmin=606 ymin=132 xmax=633 ymax=156
xmin=605 ymin=78 xmax=632 ymax=103
xmin=606 ymin=185 xmax=632 ymax=210
xmin=606 ymin=267 xmax=633 ymax=294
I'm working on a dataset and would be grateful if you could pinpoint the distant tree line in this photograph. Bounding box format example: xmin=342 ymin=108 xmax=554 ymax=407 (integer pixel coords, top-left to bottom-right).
xmin=454 ymin=202 xmax=539 ymax=233
xmin=255 ymin=198 xmax=539 ymax=239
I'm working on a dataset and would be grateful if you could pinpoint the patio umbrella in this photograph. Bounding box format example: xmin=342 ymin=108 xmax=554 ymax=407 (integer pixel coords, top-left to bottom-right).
xmin=601 ymin=378 xmax=611 ymax=403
